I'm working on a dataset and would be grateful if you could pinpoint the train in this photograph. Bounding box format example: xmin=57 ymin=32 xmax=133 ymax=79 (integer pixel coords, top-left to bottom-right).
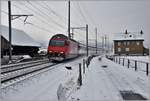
xmin=47 ymin=34 xmax=79 ymax=61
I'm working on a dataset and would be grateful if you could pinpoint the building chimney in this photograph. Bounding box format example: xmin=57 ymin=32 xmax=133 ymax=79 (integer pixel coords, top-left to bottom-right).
xmin=125 ymin=29 xmax=128 ymax=34
xmin=140 ymin=30 xmax=143 ymax=35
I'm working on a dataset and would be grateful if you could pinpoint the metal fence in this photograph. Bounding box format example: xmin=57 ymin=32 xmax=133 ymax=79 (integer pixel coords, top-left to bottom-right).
xmin=107 ymin=56 xmax=149 ymax=76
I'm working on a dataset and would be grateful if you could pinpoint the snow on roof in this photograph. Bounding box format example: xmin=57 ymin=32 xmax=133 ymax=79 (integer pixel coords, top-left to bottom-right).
xmin=0 ymin=24 xmax=40 ymax=47
xmin=114 ymin=32 xmax=144 ymax=41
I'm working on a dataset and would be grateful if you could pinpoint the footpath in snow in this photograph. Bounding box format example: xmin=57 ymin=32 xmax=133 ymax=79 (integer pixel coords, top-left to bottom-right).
xmin=69 ymin=56 xmax=150 ymax=100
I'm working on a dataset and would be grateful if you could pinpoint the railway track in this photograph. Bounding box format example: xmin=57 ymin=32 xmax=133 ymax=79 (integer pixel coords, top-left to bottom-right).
xmin=1 ymin=59 xmax=58 ymax=85
xmin=1 ymin=55 xmax=85 ymax=89
xmin=1 ymin=59 xmax=49 ymax=74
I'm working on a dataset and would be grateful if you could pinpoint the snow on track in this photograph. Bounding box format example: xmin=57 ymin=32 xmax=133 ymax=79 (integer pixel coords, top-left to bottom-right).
xmin=0 ymin=56 xmax=86 ymax=100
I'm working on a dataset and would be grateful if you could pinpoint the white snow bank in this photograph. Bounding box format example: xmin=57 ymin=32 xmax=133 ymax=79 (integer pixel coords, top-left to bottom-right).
xmin=57 ymin=63 xmax=81 ymax=101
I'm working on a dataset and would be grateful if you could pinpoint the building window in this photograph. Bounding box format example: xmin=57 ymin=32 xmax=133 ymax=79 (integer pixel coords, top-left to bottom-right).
xmin=118 ymin=42 xmax=121 ymax=46
xmin=127 ymin=41 xmax=130 ymax=46
xmin=132 ymin=41 xmax=135 ymax=45
xmin=136 ymin=41 xmax=140 ymax=45
xmin=118 ymin=48 xmax=121 ymax=52
xmin=125 ymin=48 xmax=130 ymax=52
xmin=124 ymin=42 xmax=127 ymax=46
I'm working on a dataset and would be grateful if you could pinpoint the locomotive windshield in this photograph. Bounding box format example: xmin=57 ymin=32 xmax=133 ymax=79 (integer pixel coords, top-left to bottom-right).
xmin=49 ymin=40 xmax=65 ymax=46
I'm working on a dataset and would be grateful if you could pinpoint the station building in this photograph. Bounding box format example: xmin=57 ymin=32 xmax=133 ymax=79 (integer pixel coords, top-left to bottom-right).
xmin=0 ymin=24 xmax=40 ymax=58
xmin=113 ymin=30 xmax=149 ymax=55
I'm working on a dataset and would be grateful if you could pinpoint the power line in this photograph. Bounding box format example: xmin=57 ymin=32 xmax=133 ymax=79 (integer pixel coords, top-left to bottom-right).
xmin=42 ymin=1 xmax=67 ymax=25
xmin=26 ymin=1 xmax=66 ymax=30
xmin=42 ymin=1 xmax=84 ymax=30
xmin=15 ymin=1 xmax=64 ymax=32
xmin=79 ymin=42 xmax=102 ymax=50
xmin=76 ymin=2 xmax=88 ymax=24
xmin=35 ymin=1 xmax=67 ymax=27
xmin=13 ymin=1 xmax=86 ymax=42
xmin=30 ymin=1 xmax=94 ymax=42
xmin=1 ymin=9 xmax=54 ymax=33
xmin=81 ymin=3 xmax=97 ymax=27
xmin=71 ymin=2 xmax=85 ymax=26
xmin=73 ymin=2 xmax=95 ymax=40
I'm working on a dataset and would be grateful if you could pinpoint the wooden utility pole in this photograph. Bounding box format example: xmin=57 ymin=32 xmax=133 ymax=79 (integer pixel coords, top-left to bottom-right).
xmin=86 ymin=24 xmax=88 ymax=56
xmin=68 ymin=0 xmax=71 ymax=39
xmin=8 ymin=1 xmax=12 ymax=61
xmin=95 ymin=28 xmax=97 ymax=54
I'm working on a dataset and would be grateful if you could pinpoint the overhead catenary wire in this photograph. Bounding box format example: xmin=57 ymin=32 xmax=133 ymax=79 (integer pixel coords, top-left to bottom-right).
xmin=42 ymin=1 xmax=69 ymax=26
xmin=81 ymin=3 xmax=97 ymax=28
xmin=14 ymin=1 xmax=64 ymax=32
xmin=1 ymin=10 xmax=100 ymax=50
xmin=76 ymin=2 xmax=88 ymax=24
xmin=40 ymin=1 xmax=85 ymax=38
xmin=40 ymin=1 xmax=87 ymax=37
xmin=14 ymin=1 xmax=86 ymax=39
xmin=28 ymin=1 xmax=91 ymax=42
xmin=34 ymin=1 xmax=67 ymax=27
xmin=26 ymin=1 xmax=66 ymax=30
xmin=77 ymin=2 xmax=96 ymax=35
xmin=2 ymin=1 xmax=101 ymax=49
xmin=1 ymin=9 xmax=54 ymax=34
xmin=74 ymin=2 xmax=96 ymax=39
xmin=71 ymin=2 xmax=86 ymax=26
xmin=39 ymin=1 xmax=87 ymax=41
xmin=43 ymin=1 xmax=86 ymax=28
xmin=2 ymin=2 xmax=86 ymax=40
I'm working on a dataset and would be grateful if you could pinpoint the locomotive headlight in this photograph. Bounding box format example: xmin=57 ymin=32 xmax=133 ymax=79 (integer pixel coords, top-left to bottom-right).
xmin=49 ymin=51 xmax=52 ymax=53
xmin=60 ymin=51 xmax=64 ymax=54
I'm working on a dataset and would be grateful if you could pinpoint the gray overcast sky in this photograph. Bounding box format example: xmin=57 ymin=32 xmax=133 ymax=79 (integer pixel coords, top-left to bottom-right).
xmin=1 ymin=0 xmax=150 ymax=47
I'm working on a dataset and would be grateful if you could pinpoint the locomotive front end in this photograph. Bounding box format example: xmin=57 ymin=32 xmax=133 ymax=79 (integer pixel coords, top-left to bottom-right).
xmin=48 ymin=35 xmax=68 ymax=61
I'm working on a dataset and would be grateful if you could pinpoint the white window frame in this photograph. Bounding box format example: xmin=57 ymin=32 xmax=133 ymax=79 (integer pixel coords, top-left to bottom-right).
xmin=118 ymin=42 xmax=121 ymax=46
xmin=118 ymin=48 xmax=121 ymax=52
xmin=125 ymin=48 xmax=130 ymax=52
xmin=124 ymin=42 xmax=127 ymax=46
xmin=127 ymin=41 xmax=130 ymax=46
xmin=136 ymin=41 xmax=140 ymax=45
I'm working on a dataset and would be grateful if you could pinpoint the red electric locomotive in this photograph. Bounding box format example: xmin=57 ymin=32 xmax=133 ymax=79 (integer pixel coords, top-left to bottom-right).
xmin=47 ymin=34 xmax=79 ymax=61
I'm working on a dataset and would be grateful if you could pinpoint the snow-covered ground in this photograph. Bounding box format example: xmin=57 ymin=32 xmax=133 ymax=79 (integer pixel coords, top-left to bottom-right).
xmin=69 ymin=56 xmax=150 ymax=100
xmin=0 ymin=56 xmax=85 ymax=100
xmin=114 ymin=56 xmax=150 ymax=75
xmin=0 ymin=55 xmax=149 ymax=100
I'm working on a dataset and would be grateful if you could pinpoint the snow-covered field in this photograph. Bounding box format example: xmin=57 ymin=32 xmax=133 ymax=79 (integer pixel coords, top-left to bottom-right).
xmin=0 ymin=56 xmax=86 ymax=100
xmin=0 ymin=55 xmax=149 ymax=100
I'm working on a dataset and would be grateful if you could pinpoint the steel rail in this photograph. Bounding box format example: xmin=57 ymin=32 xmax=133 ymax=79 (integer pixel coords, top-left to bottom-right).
xmin=1 ymin=59 xmax=49 ymax=74
xmin=1 ymin=62 xmax=57 ymax=83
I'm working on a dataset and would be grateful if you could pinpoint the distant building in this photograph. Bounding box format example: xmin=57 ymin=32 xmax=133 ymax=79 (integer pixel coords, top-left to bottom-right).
xmin=113 ymin=30 xmax=148 ymax=55
xmin=1 ymin=35 xmax=10 ymax=58
xmin=0 ymin=25 xmax=40 ymax=57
